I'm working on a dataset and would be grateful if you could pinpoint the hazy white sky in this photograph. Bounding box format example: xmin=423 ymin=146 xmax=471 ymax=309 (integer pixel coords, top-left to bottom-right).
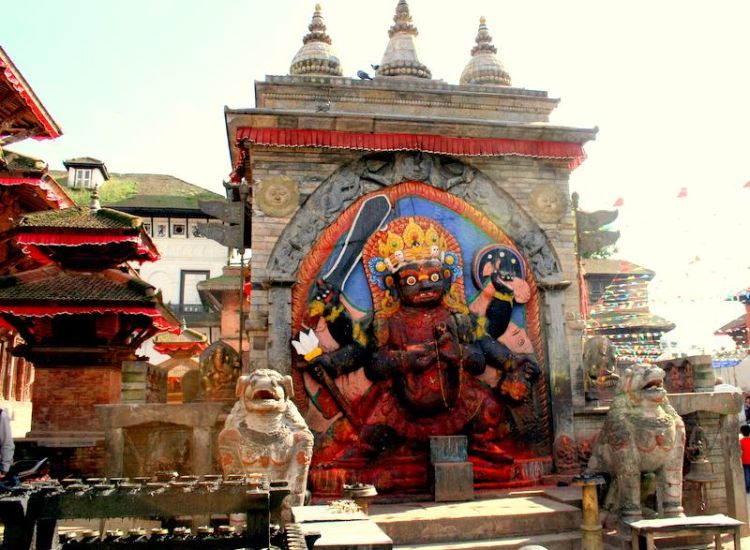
xmin=5 ymin=0 xmax=750 ymax=352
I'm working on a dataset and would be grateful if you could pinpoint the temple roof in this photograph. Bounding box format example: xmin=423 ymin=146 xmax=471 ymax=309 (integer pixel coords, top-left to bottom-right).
xmin=715 ymin=314 xmax=747 ymax=336
xmin=582 ymin=258 xmax=654 ymax=279
xmin=14 ymin=204 xmax=159 ymax=266
xmin=460 ymin=17 xmax=511 ymax=86
xmin=17 ymin=205 xmax=143 ymax=230
xmin=0 ymin=152 xmax=73 ymax=211
xmin=154 ymin=323 xmax=207 ymax=344
xmin=0 ymin=46 xmax=61 ymax=144
xmin=587 ymin=311 xmax=675 ymax=332
xmin=376 ymin=0 xmax=431 ymax=79
xmin=0 ymin=265 xmax=156 ymax=304
xmin=290 ymin=4 xmax=342 ymax=77
xmin=0 ymin=265 xmax=181 ymax=342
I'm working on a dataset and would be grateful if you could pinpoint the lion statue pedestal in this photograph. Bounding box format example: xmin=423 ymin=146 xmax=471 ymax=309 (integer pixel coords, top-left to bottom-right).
xmin=586 ymin=364 xmax=686 ymax=528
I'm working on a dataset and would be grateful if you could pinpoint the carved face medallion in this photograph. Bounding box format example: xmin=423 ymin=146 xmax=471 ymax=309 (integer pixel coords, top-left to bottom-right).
xmin=529 ymin=183 xmax=569 ymax=223
xmin=255 ymin=176 xmax=299 ymax=217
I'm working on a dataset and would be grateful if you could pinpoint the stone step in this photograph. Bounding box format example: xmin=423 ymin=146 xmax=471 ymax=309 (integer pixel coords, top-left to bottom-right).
xmin=394 ymin=530 xmax=581 ymax=550
xmin=370 ymin=496 xmax=581 ymax=546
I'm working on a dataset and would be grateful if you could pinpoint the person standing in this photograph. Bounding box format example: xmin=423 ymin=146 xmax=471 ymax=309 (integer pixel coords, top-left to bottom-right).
xmin=740 ymin=424 xmax=750 ymax=493
xmin=744 ymin=396 xmax=750 ymax=424
xmin=0 ymin=407 xmax=13 ymax=476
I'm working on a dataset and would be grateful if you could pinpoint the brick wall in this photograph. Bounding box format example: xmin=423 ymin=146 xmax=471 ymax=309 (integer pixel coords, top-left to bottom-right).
xmin=31 ymin=367 xmax=121 ymax=433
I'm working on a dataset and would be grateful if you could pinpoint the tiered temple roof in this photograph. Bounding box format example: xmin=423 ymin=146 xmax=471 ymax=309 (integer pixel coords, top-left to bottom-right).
xmin=15 ymin=200 xmax=159 ymax=267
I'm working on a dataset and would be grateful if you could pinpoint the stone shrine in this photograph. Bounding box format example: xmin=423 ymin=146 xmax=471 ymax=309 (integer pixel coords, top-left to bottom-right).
xmin=226 ymin=1 xmax=596 ymax=497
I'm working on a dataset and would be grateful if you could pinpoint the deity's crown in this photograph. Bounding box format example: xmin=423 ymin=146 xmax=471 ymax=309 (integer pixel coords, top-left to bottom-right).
xmin=376 ymin=217 xmax=446 ymax=272
xmin=363 ymin=214 xmax=466 ymax=320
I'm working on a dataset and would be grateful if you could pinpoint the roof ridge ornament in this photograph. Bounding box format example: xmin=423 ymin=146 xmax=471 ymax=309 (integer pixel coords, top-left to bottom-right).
xmin=290 ymin=4 xmax=343 ymax=76
xmin=459 ymin=16 xmax=511 ymax=86
xmin=89 ymin=184 xmax=101 ymax=212
xmin=376 ymin=0 xmax=432 ymax=79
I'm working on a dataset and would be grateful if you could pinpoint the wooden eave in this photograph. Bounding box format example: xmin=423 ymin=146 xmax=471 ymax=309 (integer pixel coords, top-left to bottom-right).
xmin=0 ymin=46 xmax=61 ymax=144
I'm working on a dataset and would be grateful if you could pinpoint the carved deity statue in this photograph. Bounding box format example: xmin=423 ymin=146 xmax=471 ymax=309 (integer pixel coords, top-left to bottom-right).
xmin=293 ymin=207 xmax=548 ymax=493
xmin=218 ymin=369 xmax=314 ymax=507
xmin=583 ymin=335 xmax=619 ymax=402
xmin=586 ymin=364 xmax=686 ymax=525
xmin=198 ymin=341 xmax=241 ymax=401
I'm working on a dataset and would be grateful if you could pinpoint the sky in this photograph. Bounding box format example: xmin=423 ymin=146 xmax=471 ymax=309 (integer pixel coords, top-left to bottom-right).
xmin=4 ymin=0 xmax=750 ymax=354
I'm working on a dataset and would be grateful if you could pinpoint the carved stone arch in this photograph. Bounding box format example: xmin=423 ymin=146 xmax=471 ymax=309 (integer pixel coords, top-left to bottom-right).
xmin=266 ymin=151 xmax=562 ymax=282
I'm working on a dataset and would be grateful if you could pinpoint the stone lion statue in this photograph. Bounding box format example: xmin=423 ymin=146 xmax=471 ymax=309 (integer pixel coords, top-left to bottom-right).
xmin=587 ymin=364 xmax=685 ymax=524
xmin=218 ymin=369 xmax=314 ymax=507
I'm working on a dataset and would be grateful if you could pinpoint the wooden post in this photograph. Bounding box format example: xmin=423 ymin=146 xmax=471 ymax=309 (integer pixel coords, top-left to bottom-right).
xmin=573 ymin=474 xmax=605 ymax=550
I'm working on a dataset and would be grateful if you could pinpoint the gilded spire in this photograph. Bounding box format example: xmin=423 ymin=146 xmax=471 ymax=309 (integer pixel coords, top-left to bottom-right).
xmin=290 ymin=4 xmax=342 ymax=76
xmin=459 ymin=17 xmax=511 ymax=86
xmin=376 ymin=0 xmax=432 ymax=79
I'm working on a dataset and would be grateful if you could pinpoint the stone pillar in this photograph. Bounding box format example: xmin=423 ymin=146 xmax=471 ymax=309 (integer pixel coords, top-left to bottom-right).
xmin=538 ymin=279 xmax=575 ymax=441
xmin=104 ymin=427 xmax=124 ymax=477
xmin=192 ymin=427 xmax=212 ymax=476
xmin=720 ymin=412 xmax=749 ymax=534
xmin=267 ymin=282 xmax=293 ymax=375
xmin=29 ymin=366 xmax=121 ymax=437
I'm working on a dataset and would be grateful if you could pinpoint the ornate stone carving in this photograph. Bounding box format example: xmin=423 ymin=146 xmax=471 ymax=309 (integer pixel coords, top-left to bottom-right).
xmin=198 ymin=341 xmax=241 ymax=401
xmin=586 ymin=364 xmax=686 ymax=524
xmin=529 ymin=183 xmax=569 ymax=223
xmin=553 ymin=434 xmax=579 ymax=475
xmin=583 ymin=335 xmax=619 ymax=402
xmin=218 ymin=369 xmax=313 ymax=507
xmin=292 ymin=201 xmax=551 ymax=495
xmin=255 ymin=176 xmax=299 ymax=218
xmin=267 ymin=152 xmax=561 ymax=280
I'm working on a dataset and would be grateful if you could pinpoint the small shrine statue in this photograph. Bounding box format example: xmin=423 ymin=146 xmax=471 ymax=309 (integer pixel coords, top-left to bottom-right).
xmin=199 ymin=341 xmax=241 ymax=401
xmin=218 ymin=369 xmax=313 ymax=507
xmin=583 ymin=335 xmax=619 ymax=402
xmin=586 ymin=364 xmax=686 ymax=525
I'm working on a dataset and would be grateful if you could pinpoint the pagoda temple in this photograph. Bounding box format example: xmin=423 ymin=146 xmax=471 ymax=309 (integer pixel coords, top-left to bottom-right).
xmin=0 ymin=46 xmax=178 ymax=473
xmin=0 ymin=46 xmax=72 ymax=434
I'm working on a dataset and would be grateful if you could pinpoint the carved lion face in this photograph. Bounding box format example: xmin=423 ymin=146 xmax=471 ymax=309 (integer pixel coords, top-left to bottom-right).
xmin=621 ymin=364 xmax=667 ymax=406
xmin=237 ymin=369 xmax=293 ymax=413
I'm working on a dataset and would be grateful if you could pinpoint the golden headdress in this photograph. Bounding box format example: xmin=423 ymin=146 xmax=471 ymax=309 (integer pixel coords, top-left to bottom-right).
xmin=362 ymin=216 xmax=466 ymax=317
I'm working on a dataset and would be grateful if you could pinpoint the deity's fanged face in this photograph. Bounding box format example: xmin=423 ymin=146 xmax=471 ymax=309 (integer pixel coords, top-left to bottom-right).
xmin=394 ymin=259 xmax=451 ymax=307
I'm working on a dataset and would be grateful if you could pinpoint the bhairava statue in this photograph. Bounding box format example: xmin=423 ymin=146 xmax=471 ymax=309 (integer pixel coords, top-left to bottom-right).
xmin=293 ymin=211 xmax=550 ymax=495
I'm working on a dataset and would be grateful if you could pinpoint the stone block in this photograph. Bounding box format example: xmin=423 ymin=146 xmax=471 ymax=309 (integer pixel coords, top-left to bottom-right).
xmin=433 ymin=461 xmax=473 ymax=502
xmin=429 ymin=435 xmax=468 ymax=463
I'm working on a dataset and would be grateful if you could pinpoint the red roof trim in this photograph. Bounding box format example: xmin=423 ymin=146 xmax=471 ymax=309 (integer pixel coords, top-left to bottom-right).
xmin=15 ymin=233 xmax=160 ymax=263
xmin=0 ymin=176 xmax=71 ymax=208
xmin=0 ymin=305 xmax=180 ymax=333
xmin=0 ymin=47 xmax=61 ymax=140
xmin=236 ymin=127 xmax=587 ymax=167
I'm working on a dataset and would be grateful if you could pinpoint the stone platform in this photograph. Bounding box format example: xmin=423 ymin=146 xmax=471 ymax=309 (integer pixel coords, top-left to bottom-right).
xmin=369 ymin=493 xmax=582 ymax=550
